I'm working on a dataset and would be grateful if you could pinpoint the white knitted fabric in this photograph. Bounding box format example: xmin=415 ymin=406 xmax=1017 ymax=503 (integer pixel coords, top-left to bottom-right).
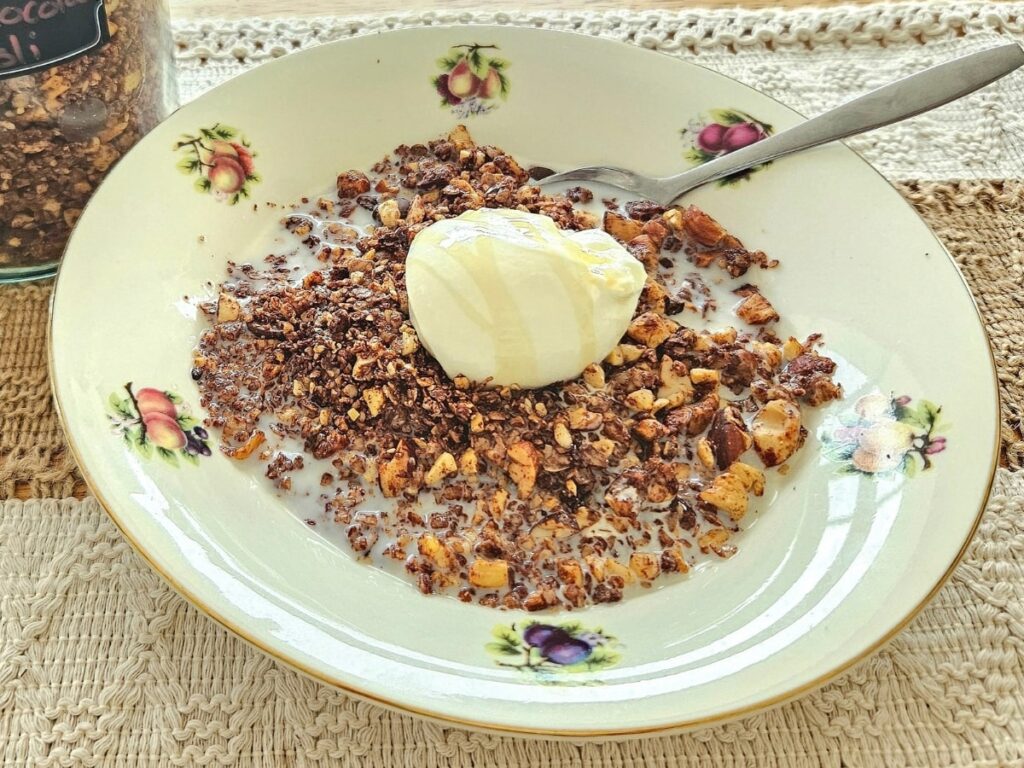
xmin=3 ymin=4 xmax=1024 ymax=766
xmin=173 ymin=2 xmax=1024 ymax=180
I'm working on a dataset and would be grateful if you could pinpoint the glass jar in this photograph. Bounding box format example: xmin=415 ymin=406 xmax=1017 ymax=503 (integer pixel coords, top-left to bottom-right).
xmin=0 ymin=0 xmax=177 ymax=282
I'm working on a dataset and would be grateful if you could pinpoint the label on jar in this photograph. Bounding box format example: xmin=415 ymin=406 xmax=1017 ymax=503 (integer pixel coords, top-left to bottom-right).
xmin=0 ymin=0 xmax=110 ymax=80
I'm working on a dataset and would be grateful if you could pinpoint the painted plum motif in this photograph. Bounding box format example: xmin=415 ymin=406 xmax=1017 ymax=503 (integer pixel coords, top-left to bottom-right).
xmin=681 ymin=109 xmax=774 ymax=184
xmin=486 ymin=621 xmax=621 ymax=681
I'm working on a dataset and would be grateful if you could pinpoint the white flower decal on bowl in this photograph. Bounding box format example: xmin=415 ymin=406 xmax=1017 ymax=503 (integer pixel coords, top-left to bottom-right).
xmin=821 ymin=393 xmax=948 ymax=477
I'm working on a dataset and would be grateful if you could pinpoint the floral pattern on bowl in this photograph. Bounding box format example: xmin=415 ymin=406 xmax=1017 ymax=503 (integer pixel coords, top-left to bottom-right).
xmin=820 ymin=393 xmax=948 ymax=477
xmin=486 ymin=621 xmax=621 ymax=682
xmin=107 ymin=383 xmax=212 ymax=466
xmin=681 ymin=109 xmax=774 ymax=184
xmin=433 ymin=44 xmax=509 ymax=118
xmin=175 ymin=124 xmax=260 ymax=204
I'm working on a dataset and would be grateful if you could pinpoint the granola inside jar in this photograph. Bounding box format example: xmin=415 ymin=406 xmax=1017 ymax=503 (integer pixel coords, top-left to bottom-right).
xmin=0 ymin=0 xmax=177 ymax=281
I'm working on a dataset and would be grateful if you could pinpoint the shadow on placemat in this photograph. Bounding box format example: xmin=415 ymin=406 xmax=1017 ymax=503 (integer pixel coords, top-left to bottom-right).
xmin=0 ymin=180 xmax=1021 ymax=501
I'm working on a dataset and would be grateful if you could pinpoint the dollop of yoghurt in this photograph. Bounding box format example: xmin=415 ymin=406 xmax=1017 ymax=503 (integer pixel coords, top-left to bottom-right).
xmin=406 ymin=208 xmax=646 ymax=388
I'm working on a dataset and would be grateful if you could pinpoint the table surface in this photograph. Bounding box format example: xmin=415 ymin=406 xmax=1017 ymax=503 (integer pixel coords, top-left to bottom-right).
xmin=171 ymin=0 xmax=883 ymax=21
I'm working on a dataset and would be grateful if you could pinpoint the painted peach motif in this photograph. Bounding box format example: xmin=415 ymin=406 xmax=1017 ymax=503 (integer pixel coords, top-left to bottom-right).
xmin=107 ymin=383 xmax=212 ymax=466
xmin=174 ymin=124 xmax=260 ymax=204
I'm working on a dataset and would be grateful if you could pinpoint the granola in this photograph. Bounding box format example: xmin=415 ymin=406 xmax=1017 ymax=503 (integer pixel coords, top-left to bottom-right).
xmin=193 ymin=126 xmax=841 ymax=610
xmin=1 ymin=0 xmax=176 ymax=269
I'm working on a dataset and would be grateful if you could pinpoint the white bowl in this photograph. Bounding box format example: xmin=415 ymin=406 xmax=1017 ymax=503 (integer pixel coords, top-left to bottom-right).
xmin=50 ymin=26 xmax=999 ymax=737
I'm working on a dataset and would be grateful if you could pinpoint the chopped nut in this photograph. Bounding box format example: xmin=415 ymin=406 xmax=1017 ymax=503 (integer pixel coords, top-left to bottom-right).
xmin=507 ymin=441 xmax=540 ymax=498
xmin=379 ymin=441 xmax=414 ymax=497
xmin=660 ymin=547 xmax=690 ymax=573
xmin=419 ymin=533 xmax=456 ymax=571
xmin=629 ymin=552 xmax=661 ymax=581
xmin=553 ymin=422 xmax=573 ymax=449
xmin=699 ymin=528 xmax=736 ymax=557
xmin=216 ymin=293 xmax=241 ymax=323
xmin=363 ymin=388 xmax=385 ymax=417
xmin=627 ymin=312 xmax=678 ymax=348
xmin=632 ymin=418 xmax=668 ymax=442
xmin=484 ymin=488 xmax=509 ymax=517
xmin=425 ymin=452 xmax=458 ymax=486
xmin=582 ymin=363 xmax=606 ymax=389
xmin=690 ymin=368 xmax=720 ymax=385
xmin=696 ymin=438 xmax=715 ymax=468
xmin=752 ymin=399 xmax=802 ymax=467
xmin=753 ymin=341 xmax=783 ymax=371
xmin=448 ymin=124 xmax=474 ymax=151
xmin=625 ymin=388 xmax=655 ymax=412
xmin=377 ymin=198 xmax=402 ymax=228
xmin=619 ymin=344 xmax=645 ymax=363
xmin=707 ymin=407 xmax=751 ymax=470
xmin=604 ymin=347 xmax=625 ymax=366
xmin=604 ymin=558 xmax=635 ymax=584
xmin=729 ymin=461 xmax=765 ymax=496
xmin=567 ymin=407 xmax=602 ymax=431
xmin=783 ymin=337 xmax=803 ymax=361
xmin=459 ymin=449 xmax=479 ymax=476
xmin=556 ymin=558 xmax=585 ymax=588
xmin=468 ymin=558 xmax=509 ymax=588
xmin=400 ymin=327 xmax=420 ymax=356
xmin=699 ymin=472 xmax=749 ymax=520
xmin=733 ymin=284 xmax=780 ymax=325
xmin=662 ymin=208 xmax=684 ymax=232
xmin=658 ymin=357 xmax=694 ymax=408
xmin=603 ymin=210 xmax=643 ymax=242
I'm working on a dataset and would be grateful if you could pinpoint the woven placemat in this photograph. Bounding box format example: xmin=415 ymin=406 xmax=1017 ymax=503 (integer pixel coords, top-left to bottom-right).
xmin=2 ymin=5 xmax=1024 ymax=765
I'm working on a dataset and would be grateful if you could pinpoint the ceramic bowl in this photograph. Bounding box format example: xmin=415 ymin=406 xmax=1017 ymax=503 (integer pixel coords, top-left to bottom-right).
xmin=50 ymin=26 xmax=999 ymax=737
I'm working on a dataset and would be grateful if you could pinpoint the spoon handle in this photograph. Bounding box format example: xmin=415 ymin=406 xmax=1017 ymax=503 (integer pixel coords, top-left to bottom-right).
xmin=660 ymin=42 xmax=1024 ymax=204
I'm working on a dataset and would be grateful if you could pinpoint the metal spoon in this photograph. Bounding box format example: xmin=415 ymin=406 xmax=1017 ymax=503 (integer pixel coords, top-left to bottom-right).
xmin=537 ymin=43 xmax=1024 ymax=204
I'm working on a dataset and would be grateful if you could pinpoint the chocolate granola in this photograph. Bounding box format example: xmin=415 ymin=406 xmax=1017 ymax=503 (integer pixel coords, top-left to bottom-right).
xmin=0 ymin=0 xmax=176 ymax=269
xmin=193 ymin=126 xmax=841 ymax=610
